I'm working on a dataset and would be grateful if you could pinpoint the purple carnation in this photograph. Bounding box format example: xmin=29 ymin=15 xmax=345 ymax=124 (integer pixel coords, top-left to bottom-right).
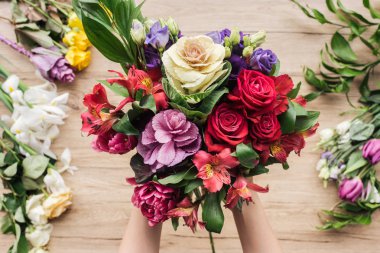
xmin=30 ymin=47 xmax=75 ymax=83
xmin=249 ymin=48 xmax=277 ymax=74
xmin=137 ymin=109 xmax=201 ymax=172
xmin=145 ymin=22 xmax=170 ymax=49
xmin=362 ymin=139 xmax=380 ymax=164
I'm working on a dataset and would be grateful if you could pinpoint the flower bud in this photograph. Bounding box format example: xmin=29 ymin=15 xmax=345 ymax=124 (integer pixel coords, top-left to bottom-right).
xmin=319 ymin=128 xmax=334 ymax=142
xmin=362 ymin=139 xmax=380 ymax=164
xmin=166 ymin=17 xmax=179 ymax=37
xmin=339 ymin=178 xmax=363 ymax=202
xmin=131 ymin=19 xmax=146 ymax=46
xmin=144 ymin=18 xmax=156 ymax=33
xmin=243 ymin=35 xmax=250 ymax=47
xmin=224 ymin=37 xmax=232 ymax=48
xmin=224 ymin=47 xmax=231 ymax=59
xmin=242 ymin=46 xmax=253 ymax=58
xmin=336 ymin=120 xmax=351 ymax=135
xmin=250 ymin=30 xmax=266 ymax=48
xmin=229 ymin=28 xmax=240 ymax=46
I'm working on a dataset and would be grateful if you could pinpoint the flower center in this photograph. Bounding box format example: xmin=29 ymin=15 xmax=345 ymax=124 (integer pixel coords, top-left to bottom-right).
xmin=204 ymin=164 xmax=214 ymax=178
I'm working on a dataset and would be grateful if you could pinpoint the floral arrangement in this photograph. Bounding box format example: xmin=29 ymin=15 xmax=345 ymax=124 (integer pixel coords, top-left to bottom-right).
xmin=0 ymin=0 xmax=92 ymax=83
xmin=293 ymin=0 xmax=380 ymax=230
xmin=0 ymin=65 xmax=76 ymax=252
xmin=77 ymin=0 xmax=319 ymax=250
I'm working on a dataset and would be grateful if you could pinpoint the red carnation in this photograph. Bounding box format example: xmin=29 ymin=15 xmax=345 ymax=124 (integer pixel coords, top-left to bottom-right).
xmin=205 ymin=102 xmax=248 ymax=152
xmin=250 ymin=112 xmax=281 ymax=151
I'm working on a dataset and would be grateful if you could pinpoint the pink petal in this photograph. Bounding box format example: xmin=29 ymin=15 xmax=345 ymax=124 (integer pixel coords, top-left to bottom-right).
xmin=218 ymin=148 xmax=240 ymax=168
xmin=154 ymin=129 xmax=172 ymax=143
xmin=193 ymin=151 xmax=213 ymax=169
xmin=157 ymin=141 xmax=175 ymax=165
xmin=203 ymin=176 xmax=223 ymax=193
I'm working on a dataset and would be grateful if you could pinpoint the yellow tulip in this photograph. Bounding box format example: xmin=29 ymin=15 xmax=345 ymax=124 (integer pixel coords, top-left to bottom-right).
xmin=68 ymin=12 xmax=83 ymax=30
xmin=63 ymin=29 xmax=91 ymax=51
xmin=65 ymin=47 xmax=91 ymax=71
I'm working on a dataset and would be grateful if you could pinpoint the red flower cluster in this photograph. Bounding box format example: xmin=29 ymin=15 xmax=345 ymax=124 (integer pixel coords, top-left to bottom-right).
xmin=205 ymin=69 xmax=312 ymax=163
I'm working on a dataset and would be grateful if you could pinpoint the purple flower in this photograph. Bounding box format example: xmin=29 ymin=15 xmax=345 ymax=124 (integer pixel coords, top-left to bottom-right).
xmin=321 ymin=151 xmax=333 ymax=160
xmin=339 ymin=178 xmax=363 ymax=202
xmin=132 ymin=181 xmax=178 ymax=226
xmin=249 ymin=48 xmax=278 ymax=74
xmin=145 ymin=22 xmax=170 ymax=49
xmin=144 ymin=45 xmax=161 ymax=69
xmin=362 ymin=139 xmax=380 ymax=164
xmin=229 ymin=54 xmax=247 ymax=79
xmin=137 ymin=109 xmax=201 ymax=171
xmin=92 ymin=130 xmax=137 ymax=154
xmin=30 ymin=47 xmax=75 ymax=83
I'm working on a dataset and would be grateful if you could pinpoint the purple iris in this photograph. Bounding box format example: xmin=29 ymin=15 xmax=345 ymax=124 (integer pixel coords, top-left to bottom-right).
xmin=145 ymin=22 xmax=170 ymax=49
xmin=249 ymin=48 xmax=278 ymax=74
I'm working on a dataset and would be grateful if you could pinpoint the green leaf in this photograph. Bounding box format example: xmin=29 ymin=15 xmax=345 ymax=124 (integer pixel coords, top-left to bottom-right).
xmin=130 ymin=154 xmax=154 ymax=184
xmin=3 ymin=163 xmax=18 ymax=178
xmin=202 ymin=192 xmax=224 ymax=233
xmin=0 ymin=214 xmax=14 ymax=234
xmin=22 ymin=155 xmax=49 ymax=179
xmin=269 ymin=60 xmax=280 ymax=76
xmin=158 ymin=168 xmax=195 ymax=185
xmin=81 ymin=11 xmax=131 ymax=63
xmin=197 ymin=87 xmax=229 ymax=114
xmin=112 ymin=111 xmax=139 ymax=135
xmin=99 ymin=80 xmax=129 ymax=97
xmin=344 ymin=157 xmax=368 ymax=175
xmin=312 ymin=9 xmax=329 ymax=24
xmin=326 ymin=0 xmax=337 ymax=13
xmin=139 ymin=95 xmax=157 ymax=113
xmin=278 ymin=101 xmax=296 ymax=134
xmin=162 ymin=78 xmax=190 ymax=109
xmin=349 ymin=121 xmax=375 ymax=141
xmin=331 ymin=32 xmax=357 ymax=63
xmin=15 ymin=24 xmax=54 ymax=48
xmin=171 ymin=217 xmax=179 ymax=231
xmin=0 ymin=153 xmax=5 ymax=167
xmin=14 ymin=207 xmax=25 ymax=223
xmin=294 ymin=111 xmax=320 ymax=132
xmin=184 ymin=179 xmax=203 ymax=194
xmin=363 ymin=0 xmax=380 ymax=19
xmin=304 ymin=67 xmax=328 ymax=91
xmin=21 ymin=177 xmax=41 ymax=190
xmin=235 ymin=143 xmax=259 ymax=169
xmin=287 ymin=82 xmax=301 ymax=99
xmin=12 ymin=224 xmax=28 ymax=253
xmin=304 ymin=91 xmax=323 ymax=102
xmin=169 ymin=103 xmax=207 ymax=124
xmin=245 ymin=164 xmax=269 ymax=177
xmin=292 ymin=101 xmax=307 ymax=116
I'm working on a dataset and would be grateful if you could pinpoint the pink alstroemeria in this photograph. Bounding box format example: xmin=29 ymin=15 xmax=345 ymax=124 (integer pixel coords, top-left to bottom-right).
xmin=193 ymin=148 xmax=239 ymax=193
xmin=167 ymin=197 xmax=205 ymax=233
xmin=225 ymin=176 xmax=269 ymax=209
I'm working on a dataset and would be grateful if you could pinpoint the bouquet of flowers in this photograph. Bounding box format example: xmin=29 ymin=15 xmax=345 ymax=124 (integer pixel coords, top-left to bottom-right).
xmin=0 ymin=65 xmax=76 ymax=252
xmin=77 ymin=0 xmax=319 ymax=248
xmin=0 ymin=0 xmax=92 ymax=83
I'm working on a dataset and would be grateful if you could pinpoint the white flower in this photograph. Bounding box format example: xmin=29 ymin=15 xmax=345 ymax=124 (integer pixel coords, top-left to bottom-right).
xmin=319 ymin=128 xmax=334 ymax=142
xmin=162 ymin=35 xmax=227 ymax=101
xmin=26 ymin=194 xmax=48 ymax=225
xmin=336 ymin=120 xmax=351 ymax=135
xmin=250 ymin=31 xmax=266 ymax=48
xmin=131 ymin=19 xmax=146 ymax=46
xmin=363 ymin=183 xmax=380 ymax=203
xmin=338 ymin=133 xmax=351 ymax=145
xmin=166 ymin=17 xmax=179 ymax=37
xmin=1 ymin=74 xmax=19 ymax=94
xmin=329 ymin=166 xmax=341 ymax=180
xmin=44 ymin=169 xmax=68 ymax=194
xmin=316 ymin=159 xmax=327 ymax=171
xmin=58 ymin=148 xmax=78 ymax=175
xmin=26 ymin=224 xmax=53 ymax=248
xmin=29 ymin=248 xmax=49 ymax=253
xmin=43 ymin=190 xmax=73 ymax=219
xmin=318 ymin=166 xmax=330 ymax=180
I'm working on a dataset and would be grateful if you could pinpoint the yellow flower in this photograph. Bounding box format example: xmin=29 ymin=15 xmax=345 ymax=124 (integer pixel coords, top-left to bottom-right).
xmin=68 ymin=12 xmax=83 ymax=30
xmin=63 ymin=29 xmax=91 ymax=51
xmin=65 ymin=47 xmax=91 ymax=71
xmin=43 ymin=190 xmax=73 ymax=219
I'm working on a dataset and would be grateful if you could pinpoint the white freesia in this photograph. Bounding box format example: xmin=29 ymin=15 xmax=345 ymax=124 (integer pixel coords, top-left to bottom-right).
xmin=362 ymin=183 xmax=380 ymax=204
xmin=58 ymin=148 xmax=78 ymax=174
xmin=336 ymin=120 xmax=351 ymax=135
xmin=26 ymin=194 xmax=48 ymax=225
xmin=44 ymin=169 xmax=69 ymax=194
xmin=29 ymin=248 xmax=49 ymax=253
xmin=316 ymin=158 xmax=327 ymax=171
xmin=25 ymin=224 xmax=53 ymax=248
xmin=319 ymin=128 xmax=334 ymax=142
xmin=162 ymin=35 xmax=227 ymax=102
xmin=1 ymin=74 xmax=19 ymax=94
xmin=318 ymin=166 xmax=330 ymax=180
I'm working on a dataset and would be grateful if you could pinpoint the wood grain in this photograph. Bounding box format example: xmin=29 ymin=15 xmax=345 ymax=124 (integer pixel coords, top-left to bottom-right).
xmin=1 ymin=0 xmax=380 ymax=252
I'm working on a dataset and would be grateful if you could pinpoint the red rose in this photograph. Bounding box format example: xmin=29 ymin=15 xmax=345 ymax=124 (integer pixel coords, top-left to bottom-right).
xmin=205 ymin=103 xmax=249 ymax=152
xmin=250 ymin=112 xmax=281 ymax=151
xmin=228 ymin=69 xmax=276 ymax=120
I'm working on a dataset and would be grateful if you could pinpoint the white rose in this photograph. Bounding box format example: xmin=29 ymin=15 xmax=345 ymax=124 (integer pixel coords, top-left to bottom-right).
xmin=336 ymin=120 xmax=351 ymax=135
xmin=25 ymin=224 xmax=53 ymax=248
xmin=26 ymin=195 xmax=48 ymax=225
xmin=29 ymin=248 xmax=49 ymax=253
xmin=162 ymin=35 xmax=227 ymax=101
xmin=43 ymin=169 xmax=68 ymax=194
xmin=319 ymin=128 xmax=334 ymax=142
xmin=43 ymin=190 xmax=73 ymax=219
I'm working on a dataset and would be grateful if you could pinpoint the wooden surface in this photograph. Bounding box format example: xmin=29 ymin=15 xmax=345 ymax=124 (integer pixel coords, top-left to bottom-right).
xmin=1 ymin=0 xmax=380 ymax=252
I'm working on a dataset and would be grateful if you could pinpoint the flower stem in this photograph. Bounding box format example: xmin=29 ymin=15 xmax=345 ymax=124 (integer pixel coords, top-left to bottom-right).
xmin=0 ymin=34 xmax=33 ymax=58
xmin=209 ymin=232 xmax=216 ymax=253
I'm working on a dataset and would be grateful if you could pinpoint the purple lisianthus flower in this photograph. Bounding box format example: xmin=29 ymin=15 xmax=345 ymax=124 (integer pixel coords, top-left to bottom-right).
xmin=321 ymin=151 xmax=333 ymax=160
xmin=362 ymin=139 xmax=380 ymax=164
xmin=249 ymin=48 xmax=278 ymax=74
xmin=144 ymin=45 xmax=162 ymax=69
xmin=137 ymin=109 xmax=201 ymax=172
xmin=339 ymin=177 xmax=363 ymax=202
xmin=30 ymin=47 xmax=75 ymax=83
xmin=145 ymin=22 xmax=170 ymax=49
xmin=229 ymin=54 xmax=247 ymax=79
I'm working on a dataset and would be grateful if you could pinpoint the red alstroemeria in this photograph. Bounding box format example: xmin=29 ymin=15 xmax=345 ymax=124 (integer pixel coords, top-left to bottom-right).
xmin=272 ymin=74 xmax=294 ymax=115
xmin=292 ymin=95 xmax=307 ymax=107
xmin=81 ymin=84 xmax=120 ymax=136
xmin=225 ymin=176 xmax=269 ymax=209
xmin=107 ymin=66 xmax=168 ymax=111
xmin=193 ymin=149 xmax=239 ymax=193
xmin=167 ymin=197 xmax=205 ymax=233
